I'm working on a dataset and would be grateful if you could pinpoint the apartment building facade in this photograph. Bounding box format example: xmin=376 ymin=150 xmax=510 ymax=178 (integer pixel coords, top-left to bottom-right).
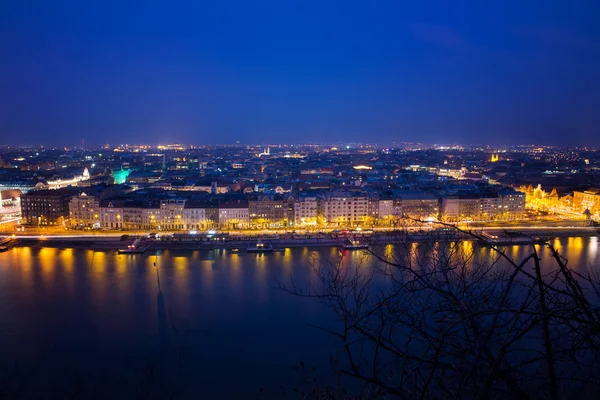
xmin=317 ymin=192 xmax=369 ymax=226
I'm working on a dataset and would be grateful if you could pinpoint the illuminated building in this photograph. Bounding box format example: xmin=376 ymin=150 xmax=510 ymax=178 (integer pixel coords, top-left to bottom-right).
xmin=573 ymin=189 xmax=600 ymax=218
xmin=99 ymin=200 xmax=125 ymax=229
xmin=0 ymin=189 xmax=22 ymax=220
xmin=257 ymin=147 xmax=270 ymax=157
xmin=204 ymin=207 xmax=220 ymax=229
xmin=121 ymin=205 xmax=144 ymax=230
xmin=192 ymin=181 xmax=229 ymax=194
xmin=218 ymin=200 xmax=249 ymax=229
xmin=377 ymin=199 xmax=394 ymax=217
xmin=98 ymin=198 xmax=210 ymax=231
xmin=183 ymin=201 xmax=207 ymax=230
xmin=317 ymin=192 xmax=369 ymax=227
xmin=436 ymin=168 xmax=462 ymax=179
xmin=377 ymin=198 xmax=401 ymax=226
xmin=518 ymin=185 xmax=577 ymax=216
xmin=496 ymin=190 xmax=527 ymax=219
xmin=441 ymin=191 xmax=525 ymax=222
xmin=140 ymin=206 xmax=160 ymax=230
xmin=157 ymin=144 xmax=187 ymax=151
xmin=398 ymin=192 xmax=440 ymax=221
xmin=70 ymin=185 xmax=129 ymax=228
xmin=69 ymin=193 xmax=100 ymax=228
xmin=292 ymin=196 xmax=318 ymax=226
xmin=45 ymin=168 xmax=91 ymax=190
xmin=248 ymin=194 xmax=287 ymax=228
xmin=0 ymin=181 xmax=36 ymax=194
xmin=367 ymin=196 xmax=379 ymax=222
xmin=21 ymin=187 xmax=80 ymax=225
xmin=0 ymin=190 xmax=21 ymax=208
xmin=112 ymin=167 xmax=131 ymax=184
xmin=158 ymin=199 xmax=186 ymax=230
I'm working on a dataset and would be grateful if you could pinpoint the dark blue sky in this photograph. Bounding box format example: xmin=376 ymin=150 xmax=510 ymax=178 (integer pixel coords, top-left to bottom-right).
xmin=1 ymin=0 xmax=599 ymax=146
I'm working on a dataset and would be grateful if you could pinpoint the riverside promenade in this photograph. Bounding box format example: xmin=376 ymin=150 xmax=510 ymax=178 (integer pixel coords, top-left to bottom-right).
xmin=2 ymin=225 xmax=599 ymax=251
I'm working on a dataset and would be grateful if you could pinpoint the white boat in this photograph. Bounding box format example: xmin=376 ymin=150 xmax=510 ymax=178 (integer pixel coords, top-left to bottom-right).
xmin=118 ymin=238 xmax=146 ymax=254
xmin=247 ymin=239 xmax=273 ymax=253
xmin=342 ymin=237 xmax=370 ymax=250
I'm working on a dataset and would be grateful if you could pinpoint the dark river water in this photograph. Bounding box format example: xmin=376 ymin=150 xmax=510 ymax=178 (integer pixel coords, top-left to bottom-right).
xmin=0 ymin=237 xmax=598 ymax=398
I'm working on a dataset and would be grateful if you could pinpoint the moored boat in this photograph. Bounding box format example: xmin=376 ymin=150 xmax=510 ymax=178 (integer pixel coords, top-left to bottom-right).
xmin=342 ymin=237 xmax=370 ymax=250
xmin=247 ymin=239 xmax=273 ymax=253
xmin=480 ymin=231 xmax=548 ymax=246
xmin=0 ymin=237 xmax=13 ymax=252
xmin=118 ymin=238 xmax=146 ymax=254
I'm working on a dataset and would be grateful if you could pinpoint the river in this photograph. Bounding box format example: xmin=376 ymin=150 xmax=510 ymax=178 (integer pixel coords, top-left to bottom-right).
xmin=0 ymin=237 xmax=599 ymax=398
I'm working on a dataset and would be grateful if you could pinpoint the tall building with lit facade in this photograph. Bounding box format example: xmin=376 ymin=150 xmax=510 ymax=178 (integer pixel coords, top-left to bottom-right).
xmin=21 ymin=187 xmax=80 ymax=225
xmin=292 ymin=195 xmax=318 ymax=226
xmin=69 ymin=194 xmax=100 ymax=228
xmin=248 ymin=194 xmax=287 ymax=228
xmin=573 ymin=189 xmax=600 ymax=217
xmin=317 ymin=192 xmax=369 ymax=227
xmin=99 ymin=200 xmax=125 ymax=229
xmin=218 ymin=200 xmax=249 ymax=229
xmin=183 ymin=201 xmax=207 ymax=230
xmin=441 ymin=191 xmax=525 ymax=222
xmin=158 ymin=199 xmax=186 ymax=230
xmin=398 ymin=192 xmax=440 ymax=221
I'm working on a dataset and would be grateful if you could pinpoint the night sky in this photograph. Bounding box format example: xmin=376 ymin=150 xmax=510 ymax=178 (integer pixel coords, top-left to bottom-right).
xmin=1 ymin=1 xmax=599 ymax=147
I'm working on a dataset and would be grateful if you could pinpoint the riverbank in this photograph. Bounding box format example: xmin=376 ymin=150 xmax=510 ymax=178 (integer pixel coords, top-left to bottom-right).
xmin=3 ymin=227 xmax=599 ymax=251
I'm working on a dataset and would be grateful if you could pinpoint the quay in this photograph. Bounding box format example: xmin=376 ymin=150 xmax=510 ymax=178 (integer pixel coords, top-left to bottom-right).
xmin=1 ymin=226 xmax=598 ymax=251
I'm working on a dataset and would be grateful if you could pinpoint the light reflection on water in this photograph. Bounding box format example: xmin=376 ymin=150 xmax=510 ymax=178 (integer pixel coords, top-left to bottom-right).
xmin=589 ymin=236 xmax=598 ymax=261
xmin=0 ymin=238 xmax=598 ymax=398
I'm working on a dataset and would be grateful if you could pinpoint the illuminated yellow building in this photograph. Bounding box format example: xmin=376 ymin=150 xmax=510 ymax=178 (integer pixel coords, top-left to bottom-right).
xmin=46 ymin=168 xmax=91 ymax=190
xmin=573 ymin=189 xmax=600 ymax=219
xmin=518 ymin=184 xmax=583 ymax=218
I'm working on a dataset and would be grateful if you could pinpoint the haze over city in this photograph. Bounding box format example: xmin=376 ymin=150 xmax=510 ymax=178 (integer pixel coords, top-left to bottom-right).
xmin=2 ymin=0 xmax=600 ymax=147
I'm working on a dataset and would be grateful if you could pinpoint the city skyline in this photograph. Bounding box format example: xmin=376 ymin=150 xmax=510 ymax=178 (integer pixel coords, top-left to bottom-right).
xmin=2 ymin=0 xmax=600 ymax=147
xmin=1 ymin=140 xmax=599 ymax=150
